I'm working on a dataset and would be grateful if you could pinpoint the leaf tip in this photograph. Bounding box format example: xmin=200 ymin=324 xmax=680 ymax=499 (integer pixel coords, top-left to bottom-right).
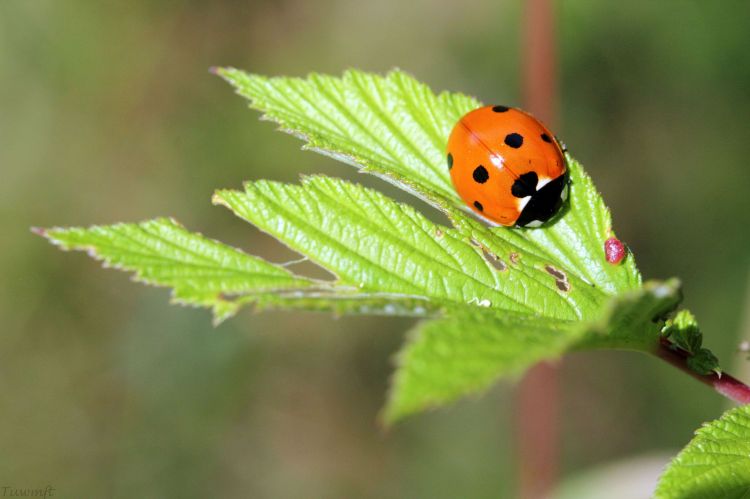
xmin=650 ymin=278 xmax=681 ymax=299
xmin=209 ymin=66 xmax=234 ymax=79
xmin=211 ymin=66 xmax=255 ymax=92
xmin=377 ymin=403 xmax=404 ymax=430
xmin=212 ymin=299 xmax=241 ymax=326
xmin=30 ymin=226 xmax=48 ymax=237
xmin=211 ymin=190 xmax=231 ymax=208
xmin=33 ymin=225 xmax=74 ymax=250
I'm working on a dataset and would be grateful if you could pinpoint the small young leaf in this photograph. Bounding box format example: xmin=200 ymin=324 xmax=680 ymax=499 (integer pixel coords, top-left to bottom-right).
xmin=655 ymin=404 xmax=750 ymax=498
xmin=661 ymin=310 xmax=721 ymax=375
xmin=687 ymin=349 xmax=721 ymax=376
xmin=662 ymin=310 xmax=703 ymax=354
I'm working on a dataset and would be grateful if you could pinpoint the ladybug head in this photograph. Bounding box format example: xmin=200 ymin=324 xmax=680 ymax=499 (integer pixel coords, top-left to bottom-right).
xmin=514 ymin=172 xmax=569 ymax=228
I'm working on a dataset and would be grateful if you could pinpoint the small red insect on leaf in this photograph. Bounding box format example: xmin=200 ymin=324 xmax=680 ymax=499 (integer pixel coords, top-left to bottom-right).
xmin=604 ymin=237 xmax=626 ymax=264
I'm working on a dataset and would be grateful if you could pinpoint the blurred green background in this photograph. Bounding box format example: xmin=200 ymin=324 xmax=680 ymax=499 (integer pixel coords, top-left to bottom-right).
xmin=2 ymin=1 xmax=749 ymax=497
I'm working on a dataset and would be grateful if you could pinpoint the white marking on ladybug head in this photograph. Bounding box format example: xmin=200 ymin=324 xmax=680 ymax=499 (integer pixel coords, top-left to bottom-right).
xmin=524 ymin=219 xmax=544 ymax=228
xmin=536 ymin=176 xmax=552 ymax=189
xmin=515 ymin=195 xmax=531 ymax=211
xmin=560 ymin=181 xmax=569 ymax=202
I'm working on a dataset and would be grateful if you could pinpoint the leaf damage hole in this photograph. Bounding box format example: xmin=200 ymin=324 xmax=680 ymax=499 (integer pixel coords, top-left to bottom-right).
xmin=544 ymin=264 xmax=570 ymax=292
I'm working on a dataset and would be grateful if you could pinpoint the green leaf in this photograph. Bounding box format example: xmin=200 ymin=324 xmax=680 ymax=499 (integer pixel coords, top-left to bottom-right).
xmin=215 ymin=66 xmax=646 ymax=324
xmin=215 ymin=175 xmax=596 ymax=320
xmin=384 ymin=279 xmax=681 ymax=422
xmin=383 ymin=311 xmax=580 ymax=424
xmin=217 ymin=67 xmax=642 ymax=298
xmin=36 ymin=218 xmax=317 ymax=320
xmin=511 ymin=157 xmax=642 ymax=295
xmin=216 ymin=67 xmax=477 ymax=204
xmin=655 ymin=404 xmax=750 ymax=499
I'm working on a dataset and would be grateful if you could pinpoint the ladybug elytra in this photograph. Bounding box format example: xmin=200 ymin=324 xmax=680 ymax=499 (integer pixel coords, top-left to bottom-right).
xmin=447 ymin=105 xmax=569 ymax=227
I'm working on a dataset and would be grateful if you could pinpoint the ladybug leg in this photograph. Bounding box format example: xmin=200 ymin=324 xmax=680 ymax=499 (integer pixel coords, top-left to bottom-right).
xmin=555 ymin=136 xmax=568 ymax=153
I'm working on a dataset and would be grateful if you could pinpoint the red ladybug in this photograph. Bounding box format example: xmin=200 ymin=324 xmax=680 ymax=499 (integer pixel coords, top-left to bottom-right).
xmin=446 ymin=105 xmax=568 ymax=227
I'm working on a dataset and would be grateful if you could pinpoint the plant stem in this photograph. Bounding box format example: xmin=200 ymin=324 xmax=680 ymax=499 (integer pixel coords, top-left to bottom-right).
xmin=655 ymin=338 xmax=750 ymax=404
xmin=515 ymin=363 xmax=559 ymax=499
xmin=516 ymin=1 xmax=559 ymax=498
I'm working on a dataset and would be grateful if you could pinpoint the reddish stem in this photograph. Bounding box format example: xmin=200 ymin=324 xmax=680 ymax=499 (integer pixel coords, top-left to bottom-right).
xmin=655 ymin=337 xmax=750 ymax=404
xmin=516 ymin=1 xmax=559 ymax=498
xmin=515 ymin=364 xmax=559 ymax=499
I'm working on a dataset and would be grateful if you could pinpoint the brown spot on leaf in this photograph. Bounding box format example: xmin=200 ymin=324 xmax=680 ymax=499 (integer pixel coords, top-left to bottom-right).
xmin=509 ymin=252 xmax=520 ymax=265
xmin=545 ymin=265 xmax=570 ymax=293
xmin=544 ymin=265 xmax=566 ymax=280
xmin=481 ymin=248 xmax=507 ymax=272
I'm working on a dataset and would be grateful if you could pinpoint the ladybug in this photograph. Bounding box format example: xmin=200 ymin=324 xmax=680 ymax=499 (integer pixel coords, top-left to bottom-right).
xmin=446 ymin=105 xmax=569 ymax=227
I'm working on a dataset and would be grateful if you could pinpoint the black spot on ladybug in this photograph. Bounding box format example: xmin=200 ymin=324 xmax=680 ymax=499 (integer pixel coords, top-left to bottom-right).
xmin=447 ymin=153 xmax=453 ymax=169
xmin=505 ymin=133 xmax=524 ymax=148
xmin=541 ymin=133 xmax=552 ymax=143
xmin=472 ymin=165 xmax=489 ymax=184
xmin=492 ymin=105 xmax=510 ymax=112
xmin=473 ymin=201 xmax=483 ymax=212
xmin=511 ymin=171 xmax=538 ymax=198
